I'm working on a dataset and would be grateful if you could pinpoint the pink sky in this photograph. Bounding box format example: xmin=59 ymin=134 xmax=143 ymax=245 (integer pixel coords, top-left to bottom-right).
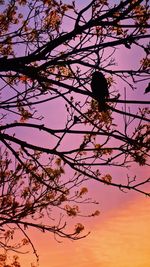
xmin=1 ymin=1 xmax=149 ymax=266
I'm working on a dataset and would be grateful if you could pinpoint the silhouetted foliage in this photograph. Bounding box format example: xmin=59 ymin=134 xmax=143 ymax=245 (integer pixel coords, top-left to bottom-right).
xmin=0 ymin=0 xmax=149 ymax=265
xmin=145 ymin=83 xmax=150 ymax=94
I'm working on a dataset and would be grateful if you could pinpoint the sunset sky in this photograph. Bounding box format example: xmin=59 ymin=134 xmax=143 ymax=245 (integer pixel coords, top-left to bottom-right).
xmin=1 ymin=1 xmax=149 ymax=267
xmin=18 ymin=192 xmax=150 ymax=267
xmin=18 ymin=0 xmax=149 ymax=264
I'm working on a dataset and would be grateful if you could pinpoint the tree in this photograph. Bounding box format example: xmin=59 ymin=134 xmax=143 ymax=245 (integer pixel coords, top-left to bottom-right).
xmin=0 ymin=0 xmax=149 ymax=264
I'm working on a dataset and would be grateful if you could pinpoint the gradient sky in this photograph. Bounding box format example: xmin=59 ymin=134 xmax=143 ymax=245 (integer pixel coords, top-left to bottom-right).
xmin=18 ymin=194 xmax=150 ymax=267
xmin=1 ymin=1 xmax=149 ymax=266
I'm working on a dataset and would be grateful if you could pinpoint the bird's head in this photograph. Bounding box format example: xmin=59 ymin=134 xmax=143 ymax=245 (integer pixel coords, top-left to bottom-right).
xmin=92 ymin=71 xmax=104 ymax=79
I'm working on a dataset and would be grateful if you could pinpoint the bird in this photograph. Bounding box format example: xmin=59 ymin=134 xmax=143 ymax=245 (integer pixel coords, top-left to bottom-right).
xmin=91 ymin=71 xmax=109 ymax=112
xmin=144 ymin=83 xmax=150 ymax=94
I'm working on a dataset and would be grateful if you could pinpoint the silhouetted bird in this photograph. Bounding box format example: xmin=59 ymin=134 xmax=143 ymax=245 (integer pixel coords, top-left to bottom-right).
xmin=91 ymin=71 xmax=109 ymax=111
xmin=144 ymin=83 xmax=150 ymax=94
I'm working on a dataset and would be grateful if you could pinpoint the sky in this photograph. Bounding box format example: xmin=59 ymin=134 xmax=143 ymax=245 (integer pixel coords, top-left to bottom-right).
xmin=18 ymin=194 xmax=150 ymax=267
xmin=22 ymin=1 xmax=150 ymax=265
xmin=1 ymin=0 xmax=149 ymax=266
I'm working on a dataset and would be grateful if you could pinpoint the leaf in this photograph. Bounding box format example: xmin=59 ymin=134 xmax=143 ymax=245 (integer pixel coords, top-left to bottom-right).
xmin=101 ymin=174 xmax=112 ymax=184
xmin=74 ymin=223 xmax=84 ymax=234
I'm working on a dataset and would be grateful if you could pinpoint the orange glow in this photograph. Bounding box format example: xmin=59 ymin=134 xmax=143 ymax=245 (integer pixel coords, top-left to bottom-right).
xmin=19 ymin=196 xmax=150 ymax=267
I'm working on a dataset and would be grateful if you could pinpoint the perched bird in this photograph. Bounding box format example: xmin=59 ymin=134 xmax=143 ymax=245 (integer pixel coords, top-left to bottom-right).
xmin=144 ymin=83 xmax=150 ymax=94
xmin=91 ymin=71 xmax=109 ymax=111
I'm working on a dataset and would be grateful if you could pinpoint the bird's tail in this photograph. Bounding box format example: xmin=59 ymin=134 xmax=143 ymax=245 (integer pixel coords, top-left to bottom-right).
xmin=98 ymin=101 xmax=107 ymax=112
